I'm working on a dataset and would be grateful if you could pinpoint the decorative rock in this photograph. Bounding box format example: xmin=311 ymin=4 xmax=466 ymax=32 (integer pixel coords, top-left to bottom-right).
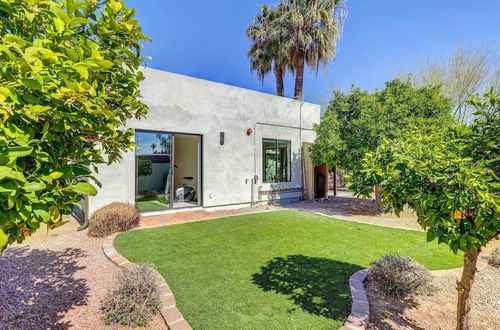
xmin=341 ymin=269 xmax=370 ymax=330
xmin=169 ymin=319 xmax=193 ymax=330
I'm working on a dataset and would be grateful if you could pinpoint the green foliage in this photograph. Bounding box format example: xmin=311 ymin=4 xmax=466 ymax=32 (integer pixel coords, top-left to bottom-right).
xmin=137 ymin=157 xmax=153 ymax=177
xmin=246 ymin=0 xmax=346 ymax=99
xmin=102 ymin=263 xmax=161 ymax=327
xmin=349 ymin=93 xmax=499 ymax=254
xmin=0 ymin=0 xmax=150 ymax=250
xmin=310 ymin=79 xmax=453 ymax=169
xmin=246 ymin=4 xmax=287 ymax=90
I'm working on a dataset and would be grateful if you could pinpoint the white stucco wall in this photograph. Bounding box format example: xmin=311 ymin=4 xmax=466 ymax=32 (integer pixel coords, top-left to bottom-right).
xmin=87 ymin=68 xmax=320 ymax=215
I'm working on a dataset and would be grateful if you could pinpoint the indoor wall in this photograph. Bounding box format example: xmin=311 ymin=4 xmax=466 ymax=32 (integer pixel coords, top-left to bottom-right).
xmin=174 ymin=134 xmax=199 ymax=194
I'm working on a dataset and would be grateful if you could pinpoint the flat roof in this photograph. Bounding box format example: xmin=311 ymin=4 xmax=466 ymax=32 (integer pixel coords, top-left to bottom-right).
xmin=140 ymin=66 xmax=320 ymax=108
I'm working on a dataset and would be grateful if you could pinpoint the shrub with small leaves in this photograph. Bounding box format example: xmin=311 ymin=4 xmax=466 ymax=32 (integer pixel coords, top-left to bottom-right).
xmin=102 ymin=263 xmax=161 ymax=327
xmin=370 ymin=254 xmax=432 ymax=297
xmin=488 ymin=248 xmax=500 ymax=268
xmin=0 ymin=0 xmax=150 ymax=251
xmin=88 ymin=202 xmax=140 ymax=237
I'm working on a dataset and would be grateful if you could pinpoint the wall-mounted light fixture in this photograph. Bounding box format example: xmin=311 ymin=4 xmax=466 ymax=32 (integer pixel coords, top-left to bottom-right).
xmin=247 ymin=128 xmax=253 ymax=136
xmin=220 ymin=132 xmax=225 ymax=145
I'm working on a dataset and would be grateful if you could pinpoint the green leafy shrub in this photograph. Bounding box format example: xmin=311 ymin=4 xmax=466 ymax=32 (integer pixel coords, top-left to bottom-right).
xmin=0 ymin=0 xmax=150 ymax=251
xmin=102 ymin=263 xmax=161 ymax=327
xmin=370 ymin=254 xmax=432 ymax=297
xmin=88 ymin=202 xmax=140 ymax=237
xmin=488 ymin=248 xmax=500 ymax=268
xmin=137 ymin=157 xmax=153 ymax=176
xmin=350 ymin=92 xmax=499 ymax=328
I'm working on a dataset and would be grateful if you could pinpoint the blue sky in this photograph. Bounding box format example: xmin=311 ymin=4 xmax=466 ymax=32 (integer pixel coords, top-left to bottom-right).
xmin=136 ymin=131 xmax=171 ymax=155
xmin=125 ymin=0 xmax=500 ymax=104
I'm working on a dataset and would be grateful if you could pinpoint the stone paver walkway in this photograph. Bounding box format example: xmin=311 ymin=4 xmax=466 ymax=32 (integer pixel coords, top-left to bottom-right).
xmin=140 ymin=207 xmax=269 ymax=228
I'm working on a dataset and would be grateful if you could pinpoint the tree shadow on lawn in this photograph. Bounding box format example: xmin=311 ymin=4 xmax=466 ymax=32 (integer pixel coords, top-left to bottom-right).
xmin=0 ymin=246 xmax=89 ymax=329
xmin=252 ymin=255 xmax=362 ymax=321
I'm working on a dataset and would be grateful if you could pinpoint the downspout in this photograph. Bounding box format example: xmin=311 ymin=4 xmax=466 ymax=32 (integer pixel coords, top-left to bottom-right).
xmin=252 ymin=121 xmax=257 ymax=206
xmin=299 ymin=100 xmax=305 ymax=200
xmin=252 ymin=100 xmax=307 ymax=206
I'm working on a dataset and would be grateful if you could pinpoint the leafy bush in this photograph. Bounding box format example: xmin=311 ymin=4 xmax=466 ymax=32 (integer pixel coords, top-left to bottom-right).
xmin=0 ymin=0 xmax=149 ymax=251
xmin=102 ymin=263 xmax=161 ymax=327
xmin=370 ymin=254 xmax=432 ymax=297
xmin=137 ymin=157 xmax=153 ymax=176
xmin=488 ymin=248 xmax=500 ymax=268
xmin=88 ymin=202 xmax=140 ymax=237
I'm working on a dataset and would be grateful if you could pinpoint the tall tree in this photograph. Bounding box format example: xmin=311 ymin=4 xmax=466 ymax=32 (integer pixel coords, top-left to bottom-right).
xmin=349 ymin=92 xmax=499 ymax=330
xmin=311 ymin=79 xmax=453 ymax=169
xmin=246 ymin=4 xmax=288 ymax=97
xmin=399 ymin=46 xmax=500 ymax=123
xmin=0 ymin=0 xmax=149 ymax=251
xmin=310 ymin=79 xmax=453 ymax=210
xmin=278 ymin=0 xmax=346 ymax=100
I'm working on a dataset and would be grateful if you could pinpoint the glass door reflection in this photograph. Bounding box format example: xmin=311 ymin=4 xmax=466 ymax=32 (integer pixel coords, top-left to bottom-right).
xmin=135 ymin=131 xmax=173 ymax=211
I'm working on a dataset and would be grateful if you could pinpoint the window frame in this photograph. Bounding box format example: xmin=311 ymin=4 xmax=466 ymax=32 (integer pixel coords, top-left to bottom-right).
xmin=262 ymin=138 xmax=292 ymax=183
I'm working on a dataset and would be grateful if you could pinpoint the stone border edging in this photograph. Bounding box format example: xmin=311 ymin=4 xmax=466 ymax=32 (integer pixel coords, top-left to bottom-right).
xmin=341 ymin=262 xmax=489 ymax=330
xmin=341 ymin=269 xmax=370 ymax=330
xmin=102 ymin=234 xmax=193 ymax=330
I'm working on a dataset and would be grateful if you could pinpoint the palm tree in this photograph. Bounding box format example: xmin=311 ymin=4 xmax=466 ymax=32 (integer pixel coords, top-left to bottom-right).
xmin=278 ymin=0 xmax=347 ymax=100
xmin=246 ymin=4 xmax=289 ymax=97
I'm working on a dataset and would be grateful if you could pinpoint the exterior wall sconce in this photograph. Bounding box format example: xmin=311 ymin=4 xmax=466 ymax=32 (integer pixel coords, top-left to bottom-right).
xmin=220 ymin=132 xmax=225 ymax=145
xmin=247 ymin=128 xmax=253 ymax=136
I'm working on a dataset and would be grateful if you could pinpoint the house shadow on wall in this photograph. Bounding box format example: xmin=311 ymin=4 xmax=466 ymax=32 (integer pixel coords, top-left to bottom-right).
xmin=0 ymin=246 xmax=89 ymax=329
xmin=252 ymin=254 xmax=362 ymax=321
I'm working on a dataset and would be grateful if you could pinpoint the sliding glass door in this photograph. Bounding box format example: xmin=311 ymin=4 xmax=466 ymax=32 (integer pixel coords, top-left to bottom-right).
xmin=135 ymin=131 xmax=173 ymax=211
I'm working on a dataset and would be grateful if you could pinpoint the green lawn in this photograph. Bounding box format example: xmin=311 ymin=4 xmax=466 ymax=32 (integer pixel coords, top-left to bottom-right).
xmin=136 ymin=201 xmax=160 ymax=210
xmin=114 ymin=210 xmax=462 ymax=330
xmin=136 ymin=196 xmax=170 ymax=211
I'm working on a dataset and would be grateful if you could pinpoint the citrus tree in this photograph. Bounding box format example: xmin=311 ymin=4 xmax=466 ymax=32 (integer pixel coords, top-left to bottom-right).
xmin=349 ymin=92 xmax=499 ymax=329
xmin=311 ymin=79 xmax=453 ymax=210
xmin=0 ymin=0 xmax=150 ymax=251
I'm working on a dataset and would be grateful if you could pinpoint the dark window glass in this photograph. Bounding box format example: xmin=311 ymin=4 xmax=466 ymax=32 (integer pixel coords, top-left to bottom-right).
xmin=263 ymin=139 xmax=291 ymax=182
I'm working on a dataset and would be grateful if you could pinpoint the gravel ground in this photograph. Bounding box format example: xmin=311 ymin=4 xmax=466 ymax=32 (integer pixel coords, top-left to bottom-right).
xmin=283 ymin=191 xmax=423 ymax=231
xmin=0 ymin=219 xmax=166 ymax=330
xmin=367 ymin=265 xmax=500 ymax=329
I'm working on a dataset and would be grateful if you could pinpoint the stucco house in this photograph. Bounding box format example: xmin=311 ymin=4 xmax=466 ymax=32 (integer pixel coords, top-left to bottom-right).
xmin=84 ymin=67 xmax=323 ymax=217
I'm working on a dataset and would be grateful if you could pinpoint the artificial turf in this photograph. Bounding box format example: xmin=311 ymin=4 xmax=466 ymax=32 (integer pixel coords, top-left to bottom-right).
xmin=114 ymin=209 xmax=462 ymax=329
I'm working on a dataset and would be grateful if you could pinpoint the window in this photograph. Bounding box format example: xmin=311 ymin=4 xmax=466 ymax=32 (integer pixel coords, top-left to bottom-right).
xmin=263 ymin=139 xmax=291 ymax=182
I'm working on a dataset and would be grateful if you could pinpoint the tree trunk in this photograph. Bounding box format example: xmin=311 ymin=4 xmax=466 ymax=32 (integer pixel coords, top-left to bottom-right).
xmin=333 ymin=166 xmax=337 ymax=196
xmin=374 ymin=185 xmax=382 ymax=213
xmin=293 ymin=47 xmax=305 ymax=101
xmin=274 ymin=64 xmax=284 ymax=97
xmin=456 ymin=248 xmax=480 ymax=330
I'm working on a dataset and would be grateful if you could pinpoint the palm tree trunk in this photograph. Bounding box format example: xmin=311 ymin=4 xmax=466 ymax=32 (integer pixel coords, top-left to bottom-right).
xmin=456 ymin=248 xmax=480 ymax=330
xmin=294 ymin=47 xmax=305 ymax=101
xmin=274 ymin=64 xmax=285 ymax=97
